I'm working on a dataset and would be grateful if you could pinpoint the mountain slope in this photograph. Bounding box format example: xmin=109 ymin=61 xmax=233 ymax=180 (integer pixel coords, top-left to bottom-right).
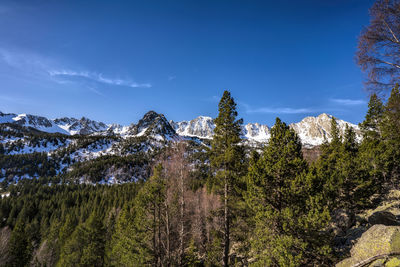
xmin=0 ymin=110 xmax=362 ymax=185
xmin=0 ymin=111 xmax=361 ymax=146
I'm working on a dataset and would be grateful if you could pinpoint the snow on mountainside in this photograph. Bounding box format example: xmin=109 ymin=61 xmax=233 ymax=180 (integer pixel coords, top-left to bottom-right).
xmin=0 ymin=111 xmax=361 ymax=146
xmin=0 ymin=110 xmax=363 ymax=185
xmin=132 ymin=111 xmax=176 ymax=139
xmin=244 ymin=123 xmax=270 ymax=142
xmin=0 ymin=112 xmax=70 ymax=134
xmin=170 ymin=116 xmax=271 ymax=142
xmin=53 ymin=117 xmax=108 ymax=135
xmin=170 ymin=116 xmax=215 ymax=138
xmin=170 ymin=113 xmax=360 ymax=146
xmin=289 ymin=113 xmax=361 ymax=147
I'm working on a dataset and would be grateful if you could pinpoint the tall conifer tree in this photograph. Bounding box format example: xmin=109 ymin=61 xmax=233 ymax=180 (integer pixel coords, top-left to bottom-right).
xmin=381 ymin=84 xmax=400 ymax=184
xmin=210 ymin=91 xmax=244 ymax=267
xmin=359 ymin=93 xmax=386 ymax=194
xmin=245 ymin=118 xmax=331 ymax=266
xmin=7 ymin=219 xmax=31 ymax=267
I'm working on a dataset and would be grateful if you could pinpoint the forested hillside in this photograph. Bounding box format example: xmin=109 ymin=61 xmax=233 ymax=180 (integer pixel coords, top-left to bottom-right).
xmin=0 ymin=85 xmax=399 ymax=266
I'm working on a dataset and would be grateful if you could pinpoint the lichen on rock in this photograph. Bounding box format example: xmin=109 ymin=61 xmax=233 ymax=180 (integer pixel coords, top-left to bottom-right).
xmin=336 ymin=225 xmax=400 ymax=267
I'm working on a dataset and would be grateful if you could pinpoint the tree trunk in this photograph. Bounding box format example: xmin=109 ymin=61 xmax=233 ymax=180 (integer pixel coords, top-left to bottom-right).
xmin=165 ymin=203 xmax=170 ymax=267
xmin=179 ymin=166 xmax=185 ymax=265
xmin=158 ymin=194 xmax=162 ymax=267
xmin=223 ymin=174 xmax=229 ymax=267
xmin=153 ymin=203 xmax=157 ymax=267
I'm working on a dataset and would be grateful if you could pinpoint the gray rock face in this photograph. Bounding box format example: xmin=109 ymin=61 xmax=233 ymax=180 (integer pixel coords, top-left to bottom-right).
xmin=289 ymin=113 xmax=362 ymax=147
xmin=133 ymin=111 xmax=176 ymax=137
xmin=336 ymin=225 xmax=400 ymax=267
xmin=54 ymin=117 xmax=108 ymax=135
xmin=170 ymin=116 xmax=215 ymax=138
xmin=368 ymin=211 xmax=400 ymax=226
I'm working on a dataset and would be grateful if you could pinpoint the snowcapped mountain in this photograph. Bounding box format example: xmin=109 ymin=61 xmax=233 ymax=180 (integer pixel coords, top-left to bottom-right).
xmin=0 ymin=112 xmax=70 ymax=134
xmin=170 ymin=116 xmax=271 ymax=142
xmin=243 ymin=123 xmax=271 ymax=142
xmin=53 ymin=117 xmax=109 ymax=135
xmin=170 ymin=116 xmax=215 ymax=138
xmin=0 ymin=110 xmax=363 ymax=185
xmin=169 ymin=113 xmax=361 ymax=146
xmin=132 ymin=111 xmax=176 ymax=139
xmin=289 ymin=113 xmax=361 ymax=147
xmin=0 ymin=111 xmax=361 ymax=146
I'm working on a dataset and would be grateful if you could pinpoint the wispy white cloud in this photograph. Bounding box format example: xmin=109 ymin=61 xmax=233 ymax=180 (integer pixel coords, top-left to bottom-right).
xmin=0 ymin=48 xmax=49 ymax=74
xmin=48 ymin=70 xmax=152 ymax=88
xmin=0 ymin=48 xmax=152 ymax=94
xmin=168 ymin=75 xmax=176 ymax=81
xmin=330 ymin=98 xmax=366 ymax=106
xmin=87 ymin=87 xmax=105 ymax=97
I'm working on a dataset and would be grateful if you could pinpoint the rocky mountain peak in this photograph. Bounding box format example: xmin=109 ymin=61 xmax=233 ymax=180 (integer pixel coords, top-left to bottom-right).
xmin=14 ymin=114 xmax=53 ymax=128
xmin=243 ymin=123 xmax=270 ymax=142
xmin=0 ymin=111 xmax=362 ymax=147
xmin=289 ymin=113 xmax=361 ymax=147
xmin=134 ymin=111 xmax=176 ymax=137
xmin=171 ymin=116 xmax=215 ymax=139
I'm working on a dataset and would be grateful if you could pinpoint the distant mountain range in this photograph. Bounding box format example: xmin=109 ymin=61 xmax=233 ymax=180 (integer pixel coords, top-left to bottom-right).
xmin=0 ymin=110 xmax=361 ymax=147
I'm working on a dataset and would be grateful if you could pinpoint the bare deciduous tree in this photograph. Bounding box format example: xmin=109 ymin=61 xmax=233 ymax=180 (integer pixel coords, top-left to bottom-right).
xmin=356 ymin=0 xmax=400 ymax=93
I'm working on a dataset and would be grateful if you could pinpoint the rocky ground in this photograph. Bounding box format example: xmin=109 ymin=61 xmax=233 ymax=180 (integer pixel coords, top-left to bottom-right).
xmin=335 ymin=190 xmax=400 ymax=267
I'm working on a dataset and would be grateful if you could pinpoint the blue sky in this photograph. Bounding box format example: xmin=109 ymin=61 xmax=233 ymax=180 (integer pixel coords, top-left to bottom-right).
xmin=0 ymin=0 xmax=375 ymax=126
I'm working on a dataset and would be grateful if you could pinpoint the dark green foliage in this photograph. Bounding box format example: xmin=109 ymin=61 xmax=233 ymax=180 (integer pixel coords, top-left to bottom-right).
xmin=381 ymin=84 xmax=400 ymax=184
xmin=109 ymin=165 xmax=165 ymax=266
xmin=209 ymin=90 xmax=245 ymax=192
xmin=7 ymin=219 xmax=31 ymax=267
xmin=0 ymin=152 xmax=59 ymax=183
xmin=58 ymin=212 xmax=106 ymax=267
xmin=246 ymin=118 xmax=331 ymax=266
xmin=209 ymin=91 xmax=246 ymax=266
xmin=0 ymin=178 xmax=140 ymax=266
xmin=315 ymin=118 xmax=373 ymax=210
xmin=360 ymin=93 xmax=384 ymax=139
xmin=63 ymin=154 xmax=151 ymax=183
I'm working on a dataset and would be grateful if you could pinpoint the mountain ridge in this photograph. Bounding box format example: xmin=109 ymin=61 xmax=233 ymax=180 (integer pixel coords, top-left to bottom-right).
xmin=0 ymin=110 xmax=361 ymax=147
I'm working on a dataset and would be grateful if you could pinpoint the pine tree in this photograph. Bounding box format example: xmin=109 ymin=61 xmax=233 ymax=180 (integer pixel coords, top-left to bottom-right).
xmin=209 ymin=90 xmax=245 ymax=266
xmin=360 ymin=93 xmax=384 ymax=139
xmin=57 ymin=212 xmax=105 ymax=267
xmin=109 ymin=164 xmax=165 ymax=266
xmin=381 ymin=84 xmax=400 ymax=185
xmin=7 ymin=219 xmax=31 ymax=267
xmin=359 ymin=94 xmax=386 ymax=194
xmin=245 ymin=118 xmax=331 ymax=266
xmin=339 ymin=125 xmax=370 ymax=208
xmin=316 ymin=117 xmax=344 ymax=208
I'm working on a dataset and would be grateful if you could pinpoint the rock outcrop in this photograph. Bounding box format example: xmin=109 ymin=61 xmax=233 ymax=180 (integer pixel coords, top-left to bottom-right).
xmin=336 ymin=224 xmax=400 ymax=267
xmin=368 ymin=211 xmax=400 ymax=226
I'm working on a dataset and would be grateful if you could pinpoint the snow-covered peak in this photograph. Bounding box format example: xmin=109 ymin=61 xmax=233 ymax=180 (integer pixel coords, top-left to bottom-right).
xmin=0 ymin=111 xmax=362 ymax=147
xmin=53 ymin=116 xmax=108 ymax=135
xmin=0 ymin=112 xmax=70 ymax=134
xmin=290 ymin=113 xmax=361 ymax=147
xmin=243 ymin=123 xmax=270 ymax=142
xmin=126 ymin=111 xmax=177 ymax=140
xmin=171 ymin=116 xmax=215 ymax=139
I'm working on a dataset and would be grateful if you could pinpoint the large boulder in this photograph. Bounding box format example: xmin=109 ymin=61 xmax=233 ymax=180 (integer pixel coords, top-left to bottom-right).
xmin=336 ymin=225 xmax=400 ymax=267
xmin=368 ymin=211 xmax=400 ymax=226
